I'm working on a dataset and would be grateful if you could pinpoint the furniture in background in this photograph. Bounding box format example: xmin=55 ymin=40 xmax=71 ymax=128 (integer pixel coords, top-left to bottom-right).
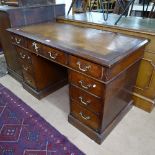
xmin=68 ymin=0 xmax=90 ymax=14
xmin=90 ymin=0 xmax=100 ymax=10
xmin=1 ymin=0 xmax=19 ymax=6
xmin=0 ymin=1 xmax=65 ymax=82
xmin=115 ymin=0 xmax=155 ymax=24
xmin=128 ymin=1 xmax=154 ymax=17
xmin=113 ymin=0 xmax=130 ymax=15
xmin=68 ymin=0 xmax=115 ymax=21
xmin=0 ymin=5 xmax=22 ymax=81
xmin=8 ymin=21 xmax=147 ymax=143
xmin=0 ymin=0 xmax=55 ymax=6
xmin=149 ymin=0 xmax=155 ymax=17
xmin=90 ymin=0 xmax=116 ymax=13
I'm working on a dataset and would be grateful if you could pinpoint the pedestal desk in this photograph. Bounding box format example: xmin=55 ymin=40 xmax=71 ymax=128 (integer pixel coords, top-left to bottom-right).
xmin=8 ymin=22 xmax=148 ymax=144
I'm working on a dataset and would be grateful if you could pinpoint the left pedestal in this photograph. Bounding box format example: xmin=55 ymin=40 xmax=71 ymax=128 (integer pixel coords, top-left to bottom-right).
xmin=14 ymin=46 xmax=68 ymax=99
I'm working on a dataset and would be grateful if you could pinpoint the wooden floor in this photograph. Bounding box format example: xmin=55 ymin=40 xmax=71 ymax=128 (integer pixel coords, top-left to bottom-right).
xmin=58 ymin=12 xmax=155 ymax=34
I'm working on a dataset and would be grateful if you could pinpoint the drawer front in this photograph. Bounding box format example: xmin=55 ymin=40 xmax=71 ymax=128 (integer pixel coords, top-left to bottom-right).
xmin=69 ymin=70 xmax=104 ymax=97
xmin=69 ymin=55 xmax=103 ymax=79
xmin=16 ymin=47 xmax=32 ymax=64
xmin=71 ymin=100 xmax=100 ymax=131
xmin=70 ymin=85 xmax=103 ymax=114
xmin=41 ymin=45 xmax=68 ymax=65
xmin=28 ymin=40 xmax=42 ymax=54
xmin=21 ymin=62 xmax=33 ymax=75
xmin=23 ymin=71 xmax=36 ymax=88
xmin=11 ymin=34 xmax=27 ymax=47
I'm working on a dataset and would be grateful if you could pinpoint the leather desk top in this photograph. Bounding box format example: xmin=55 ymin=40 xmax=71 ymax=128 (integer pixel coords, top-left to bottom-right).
xmin=8 ymin=22 xmax=148 ymax=67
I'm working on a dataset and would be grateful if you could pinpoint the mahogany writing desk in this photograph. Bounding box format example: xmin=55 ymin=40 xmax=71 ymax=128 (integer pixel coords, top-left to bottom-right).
xmin=7 ymin=22 xmax=148 ymax=144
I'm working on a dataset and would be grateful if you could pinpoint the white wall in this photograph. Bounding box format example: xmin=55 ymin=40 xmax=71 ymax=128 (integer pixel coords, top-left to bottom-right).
xmin=55 ymin=0 xmax=72 ymax=13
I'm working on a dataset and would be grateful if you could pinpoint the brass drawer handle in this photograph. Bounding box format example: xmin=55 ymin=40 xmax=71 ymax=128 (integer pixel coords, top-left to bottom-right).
xmin=79 ymin=80 xmax=96 ymax=90
xmin=23 ymin=66 xmax=29 ymax=71
xmin=32 ymin=42 xmax=39 ymax=52
xmin=27 ymin=80 xmax=33 ymax=85
xmin=27 ymin=56 xmax=31 ymax=60
xmin=25 ymin=77 xmax=32 ymax=84
xmin=79 ymin=96 xmax=90 ymax=106
xmin=77 ymin=61 xmax=91 ymax=72
xmin=79 ymin=112 xmax=91 ymax=120
xmin=27 ymin=80 xmax=32 ymax=83
xmin=20 ymin=52 xmax=26 ymax=59
xmin=15 ymin=38 xmax=21 ymax=44
xmin=48 ymin=51 xmax=58 ymax=60
xmin=11 ymin=36 xmax=14 ymax=40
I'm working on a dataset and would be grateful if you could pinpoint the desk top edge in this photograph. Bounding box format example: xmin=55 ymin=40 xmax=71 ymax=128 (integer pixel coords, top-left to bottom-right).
xmin=7 ymin=22 xmax=148 ymax=67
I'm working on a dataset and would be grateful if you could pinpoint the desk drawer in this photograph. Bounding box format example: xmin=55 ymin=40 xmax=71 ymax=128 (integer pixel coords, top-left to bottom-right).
xmin=21 ymin=62 xmax=33 ymax=75
xmin=70 ymin=85 xmax=103 ymax=114
xmin=41 ymin=45 xmax=68 ymax=65
xmin=71 ymin=100 xmax=100 ymax=131
xmin=69 ymin=70 xmax=104 ymax=97
xmin=11 ymin=34 xmax=27 ymax=47
xmin=23 ymin=71 xmax=36 ymax=88
xmin=69 ymin=55 xmax=104 ymax=79
xmin=16 ymin=47 xmax=32 ymax=64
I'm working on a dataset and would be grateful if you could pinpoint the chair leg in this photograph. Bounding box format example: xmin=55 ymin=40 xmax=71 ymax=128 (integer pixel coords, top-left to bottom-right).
xmin=90 ymin=0 xmax=97 ymax=11
xmin=67 ymin=0 xmax=77 ymax=15
xmin=115 ymin=0 xmax=135 ymax=25
xmin=129 ymin=0 xmax=135 ymax=16
xmin=149 ymin=3 xmax=155 ymax=18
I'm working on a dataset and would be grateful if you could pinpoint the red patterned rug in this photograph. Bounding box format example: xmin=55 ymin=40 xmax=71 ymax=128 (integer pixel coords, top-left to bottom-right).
xmin=0 ymin=84 xmax=84 ymax=155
